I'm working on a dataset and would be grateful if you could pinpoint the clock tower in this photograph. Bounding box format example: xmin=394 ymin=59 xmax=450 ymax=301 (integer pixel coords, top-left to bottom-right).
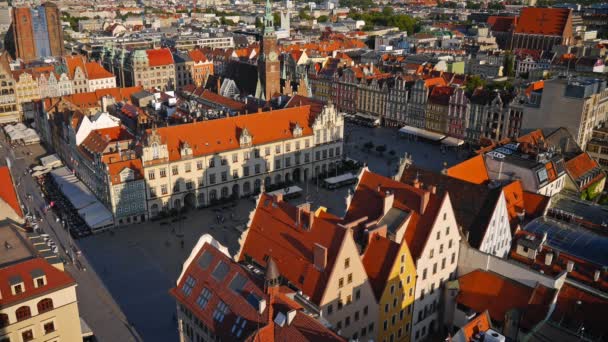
xmin=257 ymin=0 xmax=281 ymax=101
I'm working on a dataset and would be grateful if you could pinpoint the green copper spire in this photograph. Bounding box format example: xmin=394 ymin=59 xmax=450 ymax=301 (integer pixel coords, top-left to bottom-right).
xmin=264 ymin=0 xmax=274 ymax=35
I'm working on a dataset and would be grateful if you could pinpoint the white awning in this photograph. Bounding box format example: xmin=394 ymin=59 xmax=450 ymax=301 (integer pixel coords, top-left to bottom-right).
xmin=398 ymin=125 xmax=446 ymax=141
xmin=441 ymin=136 xmax=465 ymax=147
xmin=40 ymin=154 xmax=62 ymax=168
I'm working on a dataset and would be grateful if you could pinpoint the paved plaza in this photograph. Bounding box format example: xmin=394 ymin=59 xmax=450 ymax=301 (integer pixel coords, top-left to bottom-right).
xmin=73 ymin=124 xmax=468 ymax=341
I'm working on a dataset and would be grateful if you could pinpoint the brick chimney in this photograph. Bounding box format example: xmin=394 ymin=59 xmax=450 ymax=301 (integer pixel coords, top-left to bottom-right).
xmin=313 ymin=243 xmax=327 ymax=271
xmin=420 ymin=191 xmax=430 ymax=215
xmin=383 ymin=190 xmax=394 ymax=216
xmin=273 ymin=193 xmax=283 ymax=203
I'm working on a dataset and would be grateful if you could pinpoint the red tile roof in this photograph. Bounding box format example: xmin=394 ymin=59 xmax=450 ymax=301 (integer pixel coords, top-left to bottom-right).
xmin=148 ymin=106 xmax=313 ymax=162
xmin=0 ymin=258 xmax=75 ymax=307
xmin=146 ymin=48 xmax=174 ymax=67
xmin=550 ymin=283 xmax=608 ymax=337
xmin=487 ymin=16 xmax=517 ymax=32
xmin=362 ymin=234 xmax=400 ymax=301
xmin=107 ymin=158 xmax=143 ymax=185
xmin=0 ymin=166 xmax=23 ymax=219
xmin=457 ymin=270 xmax=555 ymax=329
xmin=84 ymin=62 xmax=114 ymax=80
xmin=187 ymin=49 xmax=208 ymax=63
xmin=200 ymin=90 xmax=246 ymax=112
xmin=285 ymin=95 xmax=325 ymax=117
xmin=428 ymin=86 xmax=455 ymax=106
xmin=460 ymin=310 xmax=492 ymax=341
xmin=514 ymin=8 xmax=571 ymax=36
xmin=64 ymin=55 xmax=86 ymax=79
xmin=80 ymin=126 xmax=134 ymax=155
xmin=446 ymin=155 xmax=489 ymax=185
xmin=238 ymin=194 xmax=347 ymax=304
xmin=565 ymin=152 xmax=605 ymax=189
xmin=346 ymin=170 xmax=442 ymax=260
xmin=501 ymin=180 xmax=549 ymax=228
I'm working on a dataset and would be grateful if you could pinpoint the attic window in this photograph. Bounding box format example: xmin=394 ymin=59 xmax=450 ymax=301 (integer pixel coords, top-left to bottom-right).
xmin=9 ymin=276 xmax=24 ymax=295
xmin=293 ymin=123 xmax=303 ymax=137
xmin=30 ymin=269 xmax=46 ymax=288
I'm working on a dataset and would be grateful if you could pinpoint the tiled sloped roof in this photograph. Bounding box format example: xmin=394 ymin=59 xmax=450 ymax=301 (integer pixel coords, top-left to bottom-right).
xmin=446 ymin=155 xmax=489 ymax=185
xmin=362 ymin=234 xmax=400 ymax=301
xmin=400 ymin=166 xmax=501 ymax=249
xmin=550 ymin=283 xmax=608 ymax=338
xmin=345 ymin=170 xmax=442 ymax=260
xmin=428 ymin=86 xmax=455 ymax=106
xmin=149 ymin=106 xmax=313 ymax=161
xmin=514 ymin=8 xmax=571 ymax=36
xmin=80 ymin=127 xmax=133 ymax=154
xmin=188 ymin=49 xmax=208 ymax=63
xmin=456 ymin=270 xmax=555 ymax=329
xmin=200 ymin=90 xmax=246 ymax=111
xmin=238 ymin=194 xmax=347 ymax=305
xmin=0 ymin=166 xmax=23 ymax=219
xmin=424 ymin=77 xmax=447 ymax=88
xmin=146 ymin=48 xmax=174 ymax=67
xmin=84 ymin=62 xmax=114 ymax=79
xmin=0 ymin=258 xmax=75 ymax=307
xmin=107 ymin=158 xmax=144 ymax=185
xmin=64 ymin=55 xmax=86 ymax=79
xmin=460 ymin=310 xmax=492 ymax=340
xmin=170 ymin=242 xmax=267 ymax=341
xmin=487 ymin=16 xmax=517 ymax=32
xmin=285 ymin=95 xmax=325 ymax=117
xmin=501 ymin=180 xmax=549 ymax=228
xmin=565 ymin=152 xmax=604 ymax=187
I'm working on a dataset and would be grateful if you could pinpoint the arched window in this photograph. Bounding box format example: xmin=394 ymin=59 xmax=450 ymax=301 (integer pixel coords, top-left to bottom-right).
xmin=15 ymin=306 xmax=31 ymax=321
xmin=0 ymin=313 xmax=8 ymax=328
xmin=152 ymin=143 xmax=159 ymax=159
xmin=37 ymin=298 xmax=54 ymax=314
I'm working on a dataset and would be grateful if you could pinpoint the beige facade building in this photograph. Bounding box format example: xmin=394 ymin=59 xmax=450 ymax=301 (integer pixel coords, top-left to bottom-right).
xmin=0 ymin=54 xmax=20 ymax=123
xmin=141 ymin=103 xmax=344 ymax=217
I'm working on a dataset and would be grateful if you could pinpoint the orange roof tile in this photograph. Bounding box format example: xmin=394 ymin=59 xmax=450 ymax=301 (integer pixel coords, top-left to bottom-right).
xmin=525 ymin=80 xmax=544 ymax=97
xmin=239 ymin=194 xmax=347 ymax=304
xmin=424 ymin=77 xmax=447 ymax=88
xmin=0 ymin=258 xmax=75 ymax=307
xmin=84 ymin=62 xmax=114 ymax=80
xmin=0 ymin=166 xmax=23 ymax=219
xmin=457 ymin=270 xmax=555 ymax=328
xmin=502 ymin=180 xmax=549 ymax=228
xmin=146 ymin=48 xmax=174 ymax=67
xmin=460 ymin=311 xmax=492 ymax=341
xmin=64 ymin=55 xmax=86 ymax=79
xmin=514 ymin=8 xmax=571 ymax=36
xmin=446 ymin=155 xmax=489 ymax=185
xmin=362 ymin=234 xmax=400 ymax=301
xmin=149 ymin=106 xmax=313 ymax=162
xmin=565 ymin=152 xmax=602 ymax=182
xmin=107 ymin=158 xmax=143 ymax=185
xmin=187 ymin=49 xmax=208 ymax=63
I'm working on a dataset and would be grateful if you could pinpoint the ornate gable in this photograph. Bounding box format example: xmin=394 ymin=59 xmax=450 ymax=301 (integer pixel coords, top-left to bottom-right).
xmin=239 ymin=127 xmax=253 ymax=147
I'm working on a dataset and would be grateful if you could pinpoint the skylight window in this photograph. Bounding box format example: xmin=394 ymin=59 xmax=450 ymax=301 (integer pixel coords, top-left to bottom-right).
xmin=181 ymin=276 xmax=196 ymax=296
xmin=228 ymin=273 xmax=248 ymax=294
xmin=196 ymin=288 xmax=212 ymax=309
xmin=198 ymin=250 xmax=213 ymax=270
xmin=211 ymin=261 xmax=229 ymax=281
xmin=213 ymin=301 xmax=230 ymax=322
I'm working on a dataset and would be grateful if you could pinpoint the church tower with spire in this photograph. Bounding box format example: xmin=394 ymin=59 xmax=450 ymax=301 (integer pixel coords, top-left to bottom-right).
xmin=256 ymin=0 xmax=281 ymax=101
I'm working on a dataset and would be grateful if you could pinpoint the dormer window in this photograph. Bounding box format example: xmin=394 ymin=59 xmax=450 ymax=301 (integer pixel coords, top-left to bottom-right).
xmin=31 ymin=269 xmax=46 ymax=288
xmin=293 ymin=123 xmax=303 ymax=137
xmin=9 ymin=275 xmax=24 ymax=295
xmin=239 ymin=128 xmax=252 ymax=148
xmin=180 ymin=141 xmax=192 ymax=157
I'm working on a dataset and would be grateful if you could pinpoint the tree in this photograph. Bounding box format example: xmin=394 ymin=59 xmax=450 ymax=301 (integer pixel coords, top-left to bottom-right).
xmin=317 ymin=15 xmax=329 ymax=23
xmin=465 ymin=75 xmax=486 ymax=93
xmin=298 ymin=8 xmax=311 ymax=20
xmin=503 ymin=52 xmax=515 ymax=77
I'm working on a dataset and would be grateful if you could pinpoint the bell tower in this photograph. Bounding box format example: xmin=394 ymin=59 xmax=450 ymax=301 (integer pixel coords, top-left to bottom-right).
xmin=257 ymin=0 xmax=281 ymax=101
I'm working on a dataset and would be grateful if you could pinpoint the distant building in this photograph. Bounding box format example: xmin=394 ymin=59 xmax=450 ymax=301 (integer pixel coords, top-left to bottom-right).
xmin=510 ymin=8 xmax=574 ymax=52
xmin=587 ymin=124 xmax=608 ymax=170
xmin=7 ymin=2 xmax=64 ymax=60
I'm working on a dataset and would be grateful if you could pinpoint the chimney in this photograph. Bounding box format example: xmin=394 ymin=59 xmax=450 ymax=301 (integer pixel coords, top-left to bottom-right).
xmin=544 ymin=252 xmax=553 ymax=266
xmin=594 ymin=270 xmax=601 ymax=282
xmin=345 ymin=188 xmax=353 ymax=210
xmin=287 ymin=309 xmax=297 ymax=325
xmin=313 ymin=243 xmax=327 ymax=271
xmin=273 ymin=193 xmax=283 ymax=203
xmin=566 ymin=260 xmax=575 ymax=273
xmin=258 ymin=298 xmax=267 ymax=314
xmin=383 ymin=190 xmax=394 ymax=216
xmin=420 ymin=191 xmax=430 ymax=215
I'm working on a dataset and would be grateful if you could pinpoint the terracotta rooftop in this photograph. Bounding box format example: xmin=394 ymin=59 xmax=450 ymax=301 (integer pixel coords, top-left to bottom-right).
xmin=64 ymin=55 xmax=86 ymax=79
xmin=84 ymin=62 xmax=114 ymax=80
xmin=0 ymin=258 xmax=75 ymax=308
xmin=199 ymin=90 xmax=246 ymax=112
xmin=487 ymin=16 xmax=517 ymax=32
xmin=565 ymin=152 xmax=605 ymax=190
xmin=514 ymin=8 xmax=571 ymax=36
xmin=238 ymin=194 xmax=346 ymax=305
xmin=147 ymin=105 xmax=313 ymax=162
xmin=446 ymin=155 xmax=489 ymax=185
xmin=146 ymin=48 xmax=174 ymax=67
xmin=361 ymin=234 xmax=401 ymax=301
xmin=0 ymin=167 xmax=23 ymax=219
xmin=456 ymin=270 xmax=556 ymax=330
xmin=187 ymin=49 xmax=209 ymax=63
xmin=501 ymin=180 xmax=549 ymax=229
xmin=284 ymin=95 xmax=325 ymax=117
xmin=80 ymin=126 xmax=133 ymax=155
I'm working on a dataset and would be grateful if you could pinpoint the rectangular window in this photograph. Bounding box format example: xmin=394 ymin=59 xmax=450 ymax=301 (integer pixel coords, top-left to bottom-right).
xmin=160 ymin=168 xmax=167 ymax=178
xmin=345 ymin=258 xmax=350 ymax=268
xmin=430 ymin=249 xmax=434 ymax=259
xmin=449 ymin=239 xmax=453 ymax=249
xmin=336 ymin=147 xmax=341 ymax=155
xmin=244 ymin=151 xmax=250 ymax=160
xmin=451 ymin=252 xmax=456 ymax=264
xmin=186 ymin=181 xmax=194 ymax=190
xmin=275 ymin=145 xmax=281 ymax=154
xmin=221 ymin=158 xmax=227 ymax=166
xmin=327 ymin=304 xmax=333 ymax=315
xmin=338 ymin=278 xmax=344 ymax=288
xmin=150 ymin=187 xmax=157 ymax=198
xmin=422 ymin=269 xmax=427 ymax=280
xmin=174 ymin=183 xmax=180 ymax=192
xmin=209 ymin=174 xmax=216 ymax=184
xmin=265 ymin=147 xmax=270 ymax=156
xmin=197 ymin=288 xmax=212 ymax=309
xmin=22 ymin=329 xmax=34 ymax=342
xmin=209 ymin=158 xmax=215 ymax=167
xmin=221 ymin=172 xmax=228 ymax=182
xmin=243 ymin=166 xmax=250 ymax=176
xmin=286 ymin=143 xmax=291 ymax=152
xmin=43 ymin=321 xmax=55 ymax=334
xmin=232 ymin=153 xmax=238 ymax=162
xmin=275 ymin=159 xmax=281 ymax=169
xmin=185 ymin=163 xmax=191 ymax=173
xmin=148 ymin=170 xmax=155 ymax=180
xmin=233 ymin=170 xmax=238 ymax=179
xmin=182 ymin=275 xmax=196 ymax=296
xmin=442 ymin=258 xmax=446 ymax=270
xmin=356 ymin=289 xmax=361 ymax=300
xmin=172 ymin=165 xmax=178 ymax=175
xmin=433 ymin=263 xmax=437 ymax=275
xmin=212 ymin=301 xmax=230 ymax=322
xmin=197 ymin=161 xmax=203 ymax=170
xmin=255 ymin=164 xmax=261 ymax=174
xmin=347 ymin=273 xmax=352 ymax=284
xmin=161 ymin=184 xmax=168 ymax=195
